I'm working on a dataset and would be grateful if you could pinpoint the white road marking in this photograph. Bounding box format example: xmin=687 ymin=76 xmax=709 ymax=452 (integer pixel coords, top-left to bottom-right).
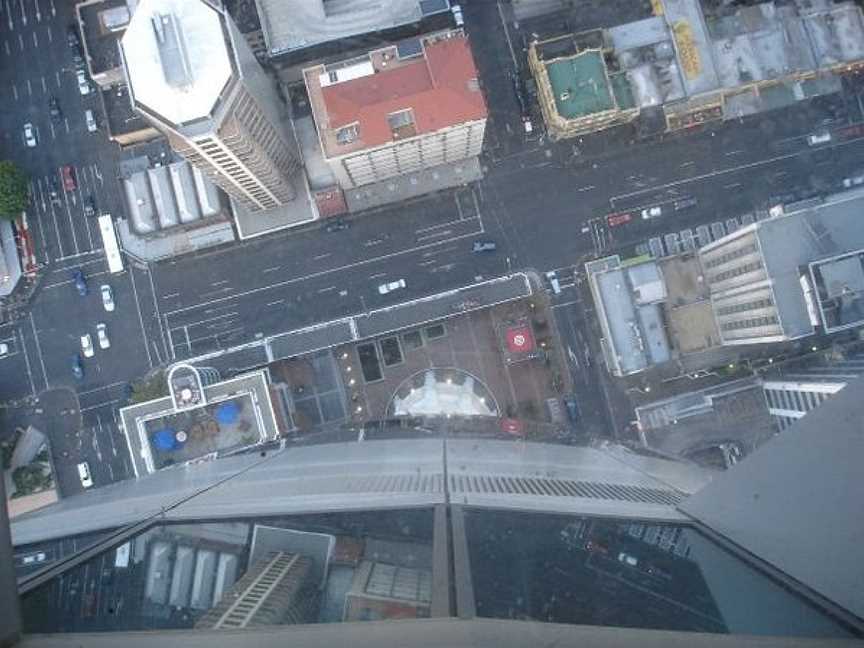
xmin=368 ymin=272 xmax=386 ymax=279
xmin=31 ymin=29 xmax=36 ymax=46
xmin=211 ymin=279 xmax=229 ymax=287
xmin=317 ymin=286 xmax=336 ymax=293
xmin=262 ymin=265 xmax=280 ymax=273
xmin=266 ymin=299 xmax=285 ymax=307
xmin=11 ymin=82 xmax=17 ymax=100
xmin=45 ymin=24 xmax=51 ymax=42
xmin=725 ymin=149 xmax=744 ymax=156
xmin=25 ymin=77 xmax=31 ymax=94
xmin=4 ymin=41 xmax=10 ymax=55
xmin=40 ymin=75 xmax=46 ymax=93
xmin=576 ymin=185 xmax=595 ymax=192
xmin=312 ymin=253 xmax=330 ymax=261
xmin=145 ymin=266 xmax=170 ymax=360
xmin=417 ymin=229 xmax=452 ymax=242
xmin=63 ymin=185 xmax=80 ymax=254
xmin=17 ymin=32 xmax=22 ymax=50
xmin=28 ymin=313 xmax=48 ymax=389
xmin=162 ymin=292 xmax=179 ymax=299
xmin=18 ymin=328 xmax=36 ymax=396
xmin=128 ymin=266 xmax=154 ymax=369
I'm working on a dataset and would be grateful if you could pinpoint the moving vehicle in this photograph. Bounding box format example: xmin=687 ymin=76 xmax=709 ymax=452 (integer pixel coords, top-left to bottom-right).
xmin=72 ymin=270 xmax=88 ymax=296
xmin=673 ymin=197 xmax=697 ymax=211
xmin=641 ymin=205 xmax=662 ymax=219
xmin=100 ymin=284 xmax=115 ymax=311
xmin=83 ymin=195 xmax=96 ymax=218
xmin=606 ymin=212 xmax=632 ymax=227
xmin=85 ymin=109 xmax=97 ymax=132
xmin=545 ymin=270 xmax=561 ymax=294
xmin=48 ymin=96 xmax=63 ymax=124
xmin=71 ymin=354 xmax=84 ymax=380
xmin=807 ymin=131 xmax=832 ymax=146
xmin=21 ymin=552 xmax=47 ymax=565
xmin=842 ymin=174 xmax=864 ymax=188
xmin=98 ymin=215 xmax=125 ymax=274
xmin=472 ymin=240 xmax=496 ymax=252
xmin=60 ymin=165 xmax=76 ymax=191
xmin=324 ymin=219 xmax=350 ymax=233
xmin=96 ymin=323 xmax=110 ymax=349
xmin=618 ymin=552 xmax=638 ymax=567
xmin=378 ymin=279 xmax=406 ymax=295
xmin=23 ymin=123 xmax=37 ymax=147
xmin=81 ymin=333 xmax=94 ymax=358
xmin=0 ymin=342 xmax=9 ymax=356
xmin=76 ymin=69 xmax=91 ymax=95
xmin=77 ymin=461 xmax=93 ymax=488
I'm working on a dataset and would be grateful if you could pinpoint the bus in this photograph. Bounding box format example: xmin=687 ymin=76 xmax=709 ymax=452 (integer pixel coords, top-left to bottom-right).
xmin=98 ymin=213 xmax=124 ymax=274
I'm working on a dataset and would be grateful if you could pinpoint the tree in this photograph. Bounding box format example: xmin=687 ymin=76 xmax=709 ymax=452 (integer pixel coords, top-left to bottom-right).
xmin=11 ymin=464 xmax=51 ymax=496
xmin=0 ymin=161 xmax=29 ymax=219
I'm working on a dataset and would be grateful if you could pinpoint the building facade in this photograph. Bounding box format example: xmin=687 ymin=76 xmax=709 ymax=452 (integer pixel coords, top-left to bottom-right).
xmin=303 ymin=29 xmax=487 ymax=191
xmin=120 ymin=0 xmax=301 ymax=211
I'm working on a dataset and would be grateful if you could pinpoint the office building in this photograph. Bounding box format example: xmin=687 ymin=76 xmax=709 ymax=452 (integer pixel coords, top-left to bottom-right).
xmin=120 ymin=0 xmax=301 ymax=211
xmin=761 ymin=350 xmax=864 ymax=430
xmin=529 ymin=0 xmax=864 ymax=138
xmin=303 ymin=29 xmax=487 ymax=193
xmin=6 ymin=394 xmax=864 ymax=644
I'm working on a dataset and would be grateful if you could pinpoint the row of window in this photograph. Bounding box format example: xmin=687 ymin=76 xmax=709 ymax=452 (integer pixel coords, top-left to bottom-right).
xmin=715 ymin=297 xmax=774 ymax=317
xmin=720 ymin=314 xmax=778 ymax=331
xmin=710 ymin=260 xmax=764 ymax=284
xmin=702 ymin=242 xmax=758 ymax=270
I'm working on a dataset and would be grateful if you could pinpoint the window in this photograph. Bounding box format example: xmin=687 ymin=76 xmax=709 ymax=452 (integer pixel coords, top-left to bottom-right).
xmin=336 ymin=123 xmax=359 ymax=145
xmin=387 ymin=109 xmax=416 ymax=138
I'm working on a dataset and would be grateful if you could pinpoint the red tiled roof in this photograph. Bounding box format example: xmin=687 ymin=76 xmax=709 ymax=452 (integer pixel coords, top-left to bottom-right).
xmin=320 ymin=35 xmax=487 ymax=150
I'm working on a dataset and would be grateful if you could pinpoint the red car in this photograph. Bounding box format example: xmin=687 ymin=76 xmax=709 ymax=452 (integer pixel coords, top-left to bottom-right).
xmin=606 ymin=212 xmax=632 ymax=227
xmin=60 ymin=165 xmax=76 ymax=192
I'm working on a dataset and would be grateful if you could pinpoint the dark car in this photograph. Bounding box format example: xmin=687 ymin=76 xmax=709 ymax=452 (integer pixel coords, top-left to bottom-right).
xmin=71 ymin=354 xmax=84 ymax=380
xmin=67 ymin=25 xmax=80 ymax=49
xmin=71 ymin=269 xmax=88 ymax=296
xmin=83 ymin=195 xmax=96 ymax=218
xmin=48 ymin=96 xmax=62 ymax=124
xmin=673 ymin=197 xmax=697 ymax=211
xmin=563 ymin=397 xmax=579 ymax=423
xmin=324 ymin=219 xmax=350 ymax=233
xmin=472 ymin=240 xmax=496 ymax=253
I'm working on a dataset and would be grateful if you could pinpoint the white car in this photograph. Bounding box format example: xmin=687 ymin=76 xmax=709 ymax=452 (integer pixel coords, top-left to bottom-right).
xmin=22 ymin=552 xmax=46 ymax=565
xmin=100 ymin=284 xmax=115 ymax=312
xmin=77 ymin=461 xmax=93 ymax=488
xmin=0 ymin=342 xmax=8 ymax=356
xmin=807 ymin=131 xmax=831 ymax=146
xmin=378 ymin=279 xmax=406 ymax=295
xmin=23 ymin=122 xmax=37 ymax=147
xmin=618 ymin=552 xmax=638 ymax=567
xmin=641 ymin=206 xmax=663 ymax=219
xmin=80 ymin=333 xmax=94 ymax=358
xmin=76 ymin=69 xmax=91 ymax=95
xmin=96 ymin=323 xmax=110 ymax=349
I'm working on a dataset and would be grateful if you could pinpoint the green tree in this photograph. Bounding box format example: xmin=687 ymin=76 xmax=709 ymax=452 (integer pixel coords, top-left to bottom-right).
xmin=0 ymin=161 xmax=29 ymax=219
xmin=11 ymin=464 xmax=50 ymax=496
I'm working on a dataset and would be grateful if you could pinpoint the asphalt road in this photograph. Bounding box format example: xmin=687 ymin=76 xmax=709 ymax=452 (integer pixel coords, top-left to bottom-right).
xmin=4 ymin=0 xmax=864 ymax=489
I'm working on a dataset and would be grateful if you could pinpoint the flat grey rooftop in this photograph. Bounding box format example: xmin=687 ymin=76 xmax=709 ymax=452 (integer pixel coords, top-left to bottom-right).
xmin=256 ymin=0 xmax=434 ymax=56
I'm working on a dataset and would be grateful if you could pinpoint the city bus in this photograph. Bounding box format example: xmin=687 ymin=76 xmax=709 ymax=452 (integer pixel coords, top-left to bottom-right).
xmin=98 ymin=213 xmax=124 ymax=274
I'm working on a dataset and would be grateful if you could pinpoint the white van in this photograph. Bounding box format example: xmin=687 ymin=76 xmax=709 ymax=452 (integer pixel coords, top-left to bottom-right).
xmin=85 ymin=109 xmax=97 ymax=132
xmin=77 ymin=461 xmax=93 ymax=488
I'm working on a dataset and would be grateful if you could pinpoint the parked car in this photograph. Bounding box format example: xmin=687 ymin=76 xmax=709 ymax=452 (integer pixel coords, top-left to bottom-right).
xmin=842 ymin=174 xmax=864 ymax=188
xmin=641 ymin=205 xmax=662 ymax=219
xmin=472 ymin=240 xmax=496 ymax=252
xmin=0 ymin=342 xmax=9 ymax=356
xmin=695 ymin=225 xmax=711 ymax=248
xmin=77 ymin=461 xmax=93 ymax=488
xmin=618 ymin=552 xmax=639 ymax=567
xmin=80 ymin=333 xmax=94 ymax=358
xmin=71 ymin=354 xmax=84 ymax=380
xmin=663 ymin=232 xmax=681 ymax=256
xmin=23 ymin=122 xmax=37 ymax=147
xmin=451 ymin=3 xmax=464 ymax=26
xmin=378 ymin=279 xmax=406 ymax=295
xmin=679 ymin=229 xmax=695 ymax=251
xmin=60 ymin=165 xmax=76 ymax=192
xmin=606 ymin=212 xmax=632 ymax=227
xmin=100 ymin=284 xmax=114 ymax=311
xmin=648 ymin=237 xmax=664 ymax=258
xmin=96 ymin=323 xmax=110 ymax=349
xmin=67 ymin=24 xmax=80 ymax=49
xmin=719 ymin=441 xmax=744 ymax=467
xmin=324 ymin=218 xmax=350 ymax=233
xmin=673 ymin=197 xmax=697 ymax=211
xmin=710 ymin=221 xmax=726 ymax=240
xmin=807 ymin=131 xmax=832 ymax=146
xmin=21 ymin=552 xmax=47 ymax=566
xmin=740 ymin=212 xmax=756 ymax=226
xmin=725 ymin=217 xmax=740 ymax=233
xmin=71 ymin=270 xmax=88 ymax=296
xmin=48 ymin=96 xmax=62 ymax=123
xmin=563 ymin=397 xmax=579 ymax=423
xmin=76 ymin=69 xmax=91 ymax=95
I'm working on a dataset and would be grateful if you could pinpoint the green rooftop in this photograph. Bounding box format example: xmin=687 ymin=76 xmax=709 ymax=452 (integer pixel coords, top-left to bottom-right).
xmin=545 ymin=50 xmax=614 ymax=119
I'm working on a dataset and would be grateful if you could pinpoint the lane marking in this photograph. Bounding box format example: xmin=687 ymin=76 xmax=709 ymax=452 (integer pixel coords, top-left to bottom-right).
xmin=18 ymin=328 xmax=36 ymax=397
xmin=28 ymin=313 xmax=48 ymax=390
xmin=128 ymin=266 xmax=154 ymax=369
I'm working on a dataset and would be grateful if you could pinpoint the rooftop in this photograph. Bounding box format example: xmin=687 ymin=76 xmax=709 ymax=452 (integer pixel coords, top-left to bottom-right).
xmin=119 ymin=370 xmax=283 ymax=476
xmin=304 ymin=30 xmax=487 ymax=158
xmin=121 ymin=0 xmax=235 ymax=127
xmin=809 ymin=249 xmax=864 ymax=333
xmin=256 ymin=0 xmax=449 ymax=57
xmin=545 ymin=50 xmax=616 ymax=119
xmin=77 ymin=0 xmax=130 ymax=77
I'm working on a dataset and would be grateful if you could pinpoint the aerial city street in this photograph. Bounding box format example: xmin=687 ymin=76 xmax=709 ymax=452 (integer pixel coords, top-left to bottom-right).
xmin=2 ymin=0 xmax=864 ymax=636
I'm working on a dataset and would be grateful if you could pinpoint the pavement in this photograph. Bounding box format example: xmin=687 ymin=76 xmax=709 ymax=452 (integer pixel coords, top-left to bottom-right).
xmin=4 ymin=0 xmax=864 ymax=489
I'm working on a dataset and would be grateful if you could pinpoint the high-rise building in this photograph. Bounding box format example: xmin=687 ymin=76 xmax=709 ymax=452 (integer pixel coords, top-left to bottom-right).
xmin=303 ymin=29 xmax=487 ymax=192
xmin=5 ymin=401 xmax=864 ymax=644
xmin=120 ymin=0 xmax=301 ymax=211
xmin=761 ymin=350 xmax=864 ymax=431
